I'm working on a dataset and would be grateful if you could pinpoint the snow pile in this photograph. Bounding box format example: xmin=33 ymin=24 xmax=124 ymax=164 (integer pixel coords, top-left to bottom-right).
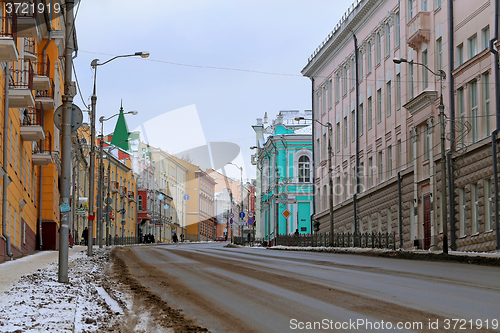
xmin=0 ymin=248 xmax=124 ymax=333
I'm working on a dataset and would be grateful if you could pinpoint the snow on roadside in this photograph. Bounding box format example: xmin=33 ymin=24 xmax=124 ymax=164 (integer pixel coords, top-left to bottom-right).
xmin=0 ymin=248 xmax=122 ymax=332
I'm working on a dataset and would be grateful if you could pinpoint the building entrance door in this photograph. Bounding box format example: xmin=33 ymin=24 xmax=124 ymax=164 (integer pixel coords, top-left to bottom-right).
xmin=423 ymin=193 xmax=431 ymax=250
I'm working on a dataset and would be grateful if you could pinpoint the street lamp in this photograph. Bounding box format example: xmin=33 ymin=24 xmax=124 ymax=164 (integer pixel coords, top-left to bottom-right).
xmin=295 ymin=116 xmax=334 ymax=246
xmin=97 ymin=111 xmax=138 ymax=248
xmin=87 ymin=51 xmax=149 ymax=256
xmin=228 ymin=162 xmax=244 ymax=242
xmin=392 ymin=57 xmax=448 ymax=254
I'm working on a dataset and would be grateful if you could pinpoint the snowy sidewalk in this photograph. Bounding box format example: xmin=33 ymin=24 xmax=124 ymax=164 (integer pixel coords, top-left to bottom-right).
xmin=0 ymin=246 xmax=86 ymax=296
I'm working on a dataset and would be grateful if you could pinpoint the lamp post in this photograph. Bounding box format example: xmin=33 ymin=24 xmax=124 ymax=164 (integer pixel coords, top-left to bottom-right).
xmin=295 ymin=117 xmax=334 ymax=246
xmin=98 ymin=111 xmax=138 ymax=248
xmin=393 ymin=58 xmax=448 ymax=254
xmin=228 ymin=162 xmax=244 ymax=242
xmin=88 ymin=51 xmax=148 ymax=256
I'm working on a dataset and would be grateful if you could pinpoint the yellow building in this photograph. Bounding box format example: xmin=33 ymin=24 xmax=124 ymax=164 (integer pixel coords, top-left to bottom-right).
xmin=1 ymin=1 xmax=70 ymax=261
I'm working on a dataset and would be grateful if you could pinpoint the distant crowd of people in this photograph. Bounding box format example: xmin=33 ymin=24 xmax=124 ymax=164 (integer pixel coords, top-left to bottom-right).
xmin=141 ymin=233 xmax=155 ymax=243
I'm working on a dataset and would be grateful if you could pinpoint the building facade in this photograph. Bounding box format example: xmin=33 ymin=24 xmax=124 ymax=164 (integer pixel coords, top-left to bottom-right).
xmin=254 ymin=110 xmax=314 ymax=243
xmin=1 ymin=2 xmax=70 ymax=262
xmin=302 ymin=0 xmax=499 ymax=251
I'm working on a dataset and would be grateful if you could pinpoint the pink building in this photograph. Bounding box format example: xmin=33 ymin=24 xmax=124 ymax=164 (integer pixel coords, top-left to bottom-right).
xmin=302 ymin=0 xmax=499 ymax=251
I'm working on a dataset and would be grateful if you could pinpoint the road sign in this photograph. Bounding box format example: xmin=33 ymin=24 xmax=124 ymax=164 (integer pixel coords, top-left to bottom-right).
xmin=247 ymin=218 xmax=254 ymax=225
xmin=238 ymin=220 xmax=246 ymax=226
xmin=105 ymin=198 xmax=112 ymax=204
xmin=183 ymin=194 xmax=190 ymax=201
xmin=158 ymin=194 xmax=164 ymax=200
xmin=281 ymin=209 xmax=291 ymax=219
xmin=239 ymin=212 xmax=245 ymax=219
xmin=230 ymin=218 xmax=233 ymax=224
xmin=248 ymin=212 xmax=254 ymax=218
xmin=164 ymin=204 xmax=169 ymax=209
xmin=54 ymin=104 xmax=83 ymax=132
xmin=276 ymin=197 xmax=297 ymax=204
xmin=229 ymin=212 xmax=234 ymax=219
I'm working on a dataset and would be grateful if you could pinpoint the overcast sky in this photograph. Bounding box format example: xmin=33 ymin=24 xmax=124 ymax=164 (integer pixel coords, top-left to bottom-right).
xmin=73 ymin=0 xmax=344 ymax=180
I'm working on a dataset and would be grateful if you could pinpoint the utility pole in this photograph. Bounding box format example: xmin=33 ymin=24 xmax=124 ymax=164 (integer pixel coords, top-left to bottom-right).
xmin=58 ymin=0 xmax=75 ymax=283
xmin=105 ymin=164 xmax=110 ymax=245
xmin=438 ymin=79 xmax=448 ymax=254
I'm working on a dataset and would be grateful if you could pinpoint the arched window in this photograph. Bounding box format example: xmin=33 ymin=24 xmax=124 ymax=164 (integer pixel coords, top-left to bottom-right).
xmin=298 ymin=156 xmax=311 ymax=183
xmin=138 ymin=195 xmax=143 ymax=211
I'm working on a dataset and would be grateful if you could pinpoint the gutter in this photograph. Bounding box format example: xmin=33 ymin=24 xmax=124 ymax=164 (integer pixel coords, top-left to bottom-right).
xmin=2 ymin=65 xmax=13 ymax=260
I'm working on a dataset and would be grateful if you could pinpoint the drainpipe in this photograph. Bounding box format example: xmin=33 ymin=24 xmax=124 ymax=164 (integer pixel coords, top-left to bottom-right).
xmin=2 ymin=66 xmax=13 ymax=260
xmin=354 ymin=33 xmax=360 ymax=238
xmin=310 ymin=77 xmax=315 ymax=245
xmin=397 ymin=171 xmax=403 ymax=249
xmin=493 ymin=130 xmax=499 ymax=250
xmin=37 ymin=0 xmax=53 ymax=250
xmin=448 ymin=0 xmax=456 ymax=250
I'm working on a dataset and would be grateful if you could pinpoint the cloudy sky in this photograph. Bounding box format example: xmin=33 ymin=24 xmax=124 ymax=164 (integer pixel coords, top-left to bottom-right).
xmin=73 ymin=0 xmax=345 ymax=179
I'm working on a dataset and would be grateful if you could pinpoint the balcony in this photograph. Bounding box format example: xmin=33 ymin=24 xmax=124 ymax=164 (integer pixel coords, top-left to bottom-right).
xmin=35 ymin=77 xmax=54 ymax=110
xmin=23 ymin=37 xmax=36 ymax=61
xmin=32 ymin=54 xmax=51 ymax=90
xmin=9 ymin=59 xmax=35 ymax=108
xmin=111 ymin=181 xmax=119 ymax=194
xmin=0 ymin=10 xmax=19 ymax=62
xmin=128 ymin=191 xmax=135 ymax=202
xmin=16 ymin=1 xmax=38 ymax=38
xmin=406 ymin=11 xmax=430 ymax=50
xmin=120 ymin=186 xmax=127 ymax=197
xmin=32 ymin=131 xmax=52 ymax=165
xmin=20 ymin=102 xmax=45 ymax=141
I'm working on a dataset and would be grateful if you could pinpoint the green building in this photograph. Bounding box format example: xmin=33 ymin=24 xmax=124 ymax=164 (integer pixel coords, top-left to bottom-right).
xmin=253 ymin=110 xmax=313 ymax=243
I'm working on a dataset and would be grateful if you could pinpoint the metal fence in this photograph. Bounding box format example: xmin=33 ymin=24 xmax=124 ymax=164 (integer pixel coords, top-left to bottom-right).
xmin=276 ymin=232 xmax=397 ymax=250
xmin=110 ymin=236 xmax=141 ymax=246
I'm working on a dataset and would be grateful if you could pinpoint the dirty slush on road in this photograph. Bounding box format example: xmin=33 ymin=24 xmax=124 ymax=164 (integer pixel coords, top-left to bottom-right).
xmin=0 ymin=247 xmax=209 ymax=333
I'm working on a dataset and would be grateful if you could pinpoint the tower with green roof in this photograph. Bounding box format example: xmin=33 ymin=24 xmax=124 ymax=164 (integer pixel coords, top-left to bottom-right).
xmin=110 ymin=104 xmax=131 ymax=151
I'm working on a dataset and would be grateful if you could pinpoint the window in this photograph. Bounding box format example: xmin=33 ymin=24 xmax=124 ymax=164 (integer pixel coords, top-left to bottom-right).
xmin=387 ymin=145 xmax=393 ymax=178
xmin=336 ymin=176 xmax=341 ymax=204
xmin=424 ymin=124 xmax=430 ymax=161
xmin=422 ymin=0 xmax=427 ymax=11
xmin=469 ymin=80 xmax=478 ymax=143
xmin=322 ymin=85 xmax=327 ymax=114
xmin=482 ymin=26 xmax=490 ymax=51
xmin=483 ymin=72 xmax=491 ymax=137
xmin=138 ymin=195 xmax=143 ymax=210
xmin=358 ymin=51 xmax=363 ymax=79
xmin=457 ymin=88 xmax=465 ymax=146
xmin=359 ymin=162 xmax=364 ymax=192
xmin=409 ymin=62 xmax=414 ymax=99
xmin=343 ymin=116 xmax=348 ymax=147
xmin=459 ymin=187 xmax=466 ymax=237
xmin=378 ymin=151 xmax=383 ymax=183
xmin=298 ymin=156 xmax=310 ymax=183
xmin=343 ymin=67 xmax=348 ymax=96
xmin=377 ymin=212 xmax=382 ymax=232
xmin=435 ymin=0 xmax=441 ymax=9
xmin=395 ymin=12 xmax=400 ymax=48
xmin=468 ymin=34 xmax=477 ymax=59
xmin=386 ymin=81 xmax=392 ymax=117
xmin=9 ymin=121 xmax=12 ymax=165
xmin=436 ymin=38 xmax=442 ymax=70
xmin=336 ymin=122 xmax=341 ymax=152
xmin=485 ymin=179 xmax=494 ymax=231
xmin=472 ymin=183 xmax=479 ymax=234
xmin=377 ymin=88 xmax=382 ymax=123
xmin=350 ymin=58 xmax=355 ymax=89
xmin=315 ymin=91 xmax=320 ymax=117
xmin=387 ymin=208 xmax=392 ymax=233
xmin=396 ymin=74 xmax=401 ymax=110
xmin=367 ymin=41 xmax=372 ymax=72
xmin=422 ymin=50 xmax=428 ymax=88
xmin=368 ymin=97 xmax=373 ymax=130
xmin=323 ymin=185 xmax=328 ymax=210
xmin=376 ymin=32 xmax=381 ymax=64
xmin=385 ymin=23 xmax=391 ymax=56
xmin=456 ymin=44 xmax=464 ymax=66
xmin=397 ymin=139 xmax=402 ymax=171
xmin=368 ymin=157 xmax=373 ymax=187
xmin=328 ymin=79 xmax=333 ymax=109
xmin=359 ymin=104 xmax=364 ymax=137
xmin=335 ymin=73 xmax=340 ymax=102
xmin=14 ymin=132 xmax=18 ymax=172
xmin=408 ymin=0 xmax=414 ymax=20
xmin=322 ymin=133 xmax=327 ymax=160
xmin=351 ymin=110 xmax=355 ymax=142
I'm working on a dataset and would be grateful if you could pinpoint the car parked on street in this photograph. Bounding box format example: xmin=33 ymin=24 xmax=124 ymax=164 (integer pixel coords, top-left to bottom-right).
xmin=214 ymin=236 xmax=226 ymax=242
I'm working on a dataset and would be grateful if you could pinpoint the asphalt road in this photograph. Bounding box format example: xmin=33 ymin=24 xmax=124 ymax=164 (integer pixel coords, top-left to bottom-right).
xmin=116 ymin=243 xmax=500 ymax=332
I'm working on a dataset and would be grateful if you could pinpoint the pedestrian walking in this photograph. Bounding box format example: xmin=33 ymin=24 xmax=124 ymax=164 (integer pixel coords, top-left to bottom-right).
xmin=82 ymin=227 xmax=88 ymax=246
xmin=173 ymin=232 xmax=178 ymax=243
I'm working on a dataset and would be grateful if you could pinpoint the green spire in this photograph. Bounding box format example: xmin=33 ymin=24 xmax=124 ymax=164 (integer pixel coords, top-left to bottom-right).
xmin=110 ymin=102 xmax=130 ymax=151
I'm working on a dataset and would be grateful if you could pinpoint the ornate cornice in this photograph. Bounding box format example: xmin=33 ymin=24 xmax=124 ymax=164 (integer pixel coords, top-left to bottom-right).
xmin=403 ymin=90 xmax=438 ymax=116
